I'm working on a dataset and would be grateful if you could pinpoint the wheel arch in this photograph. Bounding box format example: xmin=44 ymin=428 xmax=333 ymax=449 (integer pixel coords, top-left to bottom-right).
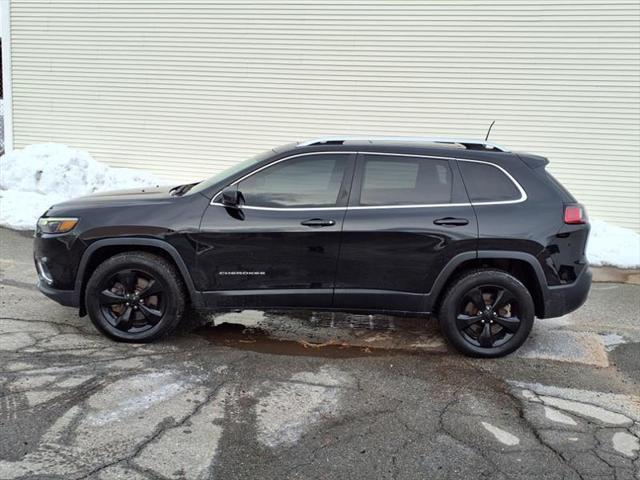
xmin=75 ymin=238 xmax=202 ymax=316
xmin=428 ymin=251 xmax=548 ymax=318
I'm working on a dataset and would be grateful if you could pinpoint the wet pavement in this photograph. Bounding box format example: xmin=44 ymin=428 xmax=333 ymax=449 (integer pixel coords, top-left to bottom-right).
xmin=0 ymin=227 xmax=639 ymax=480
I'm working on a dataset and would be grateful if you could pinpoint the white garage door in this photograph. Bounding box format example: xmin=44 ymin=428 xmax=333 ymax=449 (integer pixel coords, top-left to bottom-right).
xmin=7 ymin=0 xmax=640 ymax=230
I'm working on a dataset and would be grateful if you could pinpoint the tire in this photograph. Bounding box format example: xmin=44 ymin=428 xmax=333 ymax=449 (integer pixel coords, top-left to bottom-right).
xmin=438 ymin=269 xmax=534 ymax=358
xmin=85 ymin=252 xmax=186 ymax=342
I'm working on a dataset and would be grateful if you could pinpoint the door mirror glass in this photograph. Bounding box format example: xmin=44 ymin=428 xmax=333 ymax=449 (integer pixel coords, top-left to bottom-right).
xmin=221 ymin=188 xmax=243 ymax=207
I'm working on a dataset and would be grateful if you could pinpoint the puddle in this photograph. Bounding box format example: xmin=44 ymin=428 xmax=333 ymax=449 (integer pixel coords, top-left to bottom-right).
xmin=195 ymin=322 xmax=407 ymax=358
xmin=194 ymin=311 xmax=447 ymax=358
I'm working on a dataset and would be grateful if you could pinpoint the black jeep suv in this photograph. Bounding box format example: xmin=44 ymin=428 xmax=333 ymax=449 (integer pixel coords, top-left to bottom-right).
xmin=34 ymin=136 xmax=591 ymax=357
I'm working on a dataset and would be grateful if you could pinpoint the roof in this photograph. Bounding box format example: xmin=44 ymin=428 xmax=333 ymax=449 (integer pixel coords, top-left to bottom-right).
xmin=297 ymin=135 xmax=509 ymax=152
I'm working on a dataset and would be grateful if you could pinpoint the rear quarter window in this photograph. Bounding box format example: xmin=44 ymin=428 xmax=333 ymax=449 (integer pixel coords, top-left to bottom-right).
xmin=458 ymin=161 xmax=522 ymax=203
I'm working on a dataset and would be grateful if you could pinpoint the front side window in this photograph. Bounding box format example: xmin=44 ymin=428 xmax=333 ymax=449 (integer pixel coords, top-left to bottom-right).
xmin=237 ymin=154 xmax=349 ymax=208
xmin=458 ymin=161 xmax=522 ymax=203
xmin=358 ymin=155 xmax=453 ymax=206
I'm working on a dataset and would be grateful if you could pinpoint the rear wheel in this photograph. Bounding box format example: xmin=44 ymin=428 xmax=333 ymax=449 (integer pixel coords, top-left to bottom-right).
xmin=438 ymin=270 xmax=534 ymax=357
xmin=85 ymin=252 xmax=186 ymax=342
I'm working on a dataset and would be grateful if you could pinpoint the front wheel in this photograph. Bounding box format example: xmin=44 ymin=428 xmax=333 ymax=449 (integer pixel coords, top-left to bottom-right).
xmin=85 ymin=252 xmax=186 ymax=342
xmin=438 ymin=270 xmax=534 ymax=358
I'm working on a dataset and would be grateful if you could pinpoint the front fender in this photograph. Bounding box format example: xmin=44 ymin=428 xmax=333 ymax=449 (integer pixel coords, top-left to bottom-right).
xmin=75 ymin=237 xmax=204 ymax=315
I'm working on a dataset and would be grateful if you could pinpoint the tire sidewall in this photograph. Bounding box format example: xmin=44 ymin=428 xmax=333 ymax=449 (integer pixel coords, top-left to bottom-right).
xmin=85 ymin=254 xmax=184 ymax=342
xmin=439 ymin=270 xmax=535 ymax=358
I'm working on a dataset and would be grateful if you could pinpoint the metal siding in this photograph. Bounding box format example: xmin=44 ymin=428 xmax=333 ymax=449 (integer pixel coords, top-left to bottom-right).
xmin=8 ymin=0 xmax=640 ymax=230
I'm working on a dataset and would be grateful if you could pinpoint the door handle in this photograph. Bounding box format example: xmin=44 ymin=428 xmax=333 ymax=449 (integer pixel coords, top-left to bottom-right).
xmin=301 ymin=218 xmax=336 ymax=227
xmin=433 ymin=217 xmax=469 ymax=226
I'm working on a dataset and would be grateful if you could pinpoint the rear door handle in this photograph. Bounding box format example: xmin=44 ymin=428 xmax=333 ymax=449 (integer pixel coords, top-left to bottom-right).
xmin=433 ymin=217 xmax=469 ymax=226
xmin=301 ymin=218 xmax=336 ymax=227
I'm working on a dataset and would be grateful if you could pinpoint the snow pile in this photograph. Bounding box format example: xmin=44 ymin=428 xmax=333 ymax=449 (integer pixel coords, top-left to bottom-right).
xmin=0 ymin=143 xmax=166 ymax=229
xmin=587 ymin=219 xmax=640 ymax=268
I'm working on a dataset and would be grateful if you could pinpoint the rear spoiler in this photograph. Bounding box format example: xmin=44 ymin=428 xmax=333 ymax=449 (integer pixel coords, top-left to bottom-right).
xmin=516 ymin=153 xmax=549 ymax=169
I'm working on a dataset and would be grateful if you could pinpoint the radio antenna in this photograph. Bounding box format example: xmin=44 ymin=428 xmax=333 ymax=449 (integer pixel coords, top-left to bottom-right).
xmin=485 ymin=120 xmax=496 ymax=141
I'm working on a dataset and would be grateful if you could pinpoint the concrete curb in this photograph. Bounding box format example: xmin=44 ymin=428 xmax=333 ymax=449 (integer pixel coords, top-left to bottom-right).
xmin=592 ymin=266 xmax=640 ymax=285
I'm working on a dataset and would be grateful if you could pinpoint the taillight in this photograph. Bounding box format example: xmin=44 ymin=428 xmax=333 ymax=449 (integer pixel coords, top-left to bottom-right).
xmin=564 ymin=204 xmax=587 ymax=224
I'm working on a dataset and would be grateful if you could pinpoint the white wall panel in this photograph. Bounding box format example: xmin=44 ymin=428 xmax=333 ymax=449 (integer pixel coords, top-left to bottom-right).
xmin=8 ymin=0 xmax=640 ymax=230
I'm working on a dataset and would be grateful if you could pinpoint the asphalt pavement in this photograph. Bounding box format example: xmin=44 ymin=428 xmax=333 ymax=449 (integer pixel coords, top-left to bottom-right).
xmin=0 ymin=227 xmax=638 ymax=480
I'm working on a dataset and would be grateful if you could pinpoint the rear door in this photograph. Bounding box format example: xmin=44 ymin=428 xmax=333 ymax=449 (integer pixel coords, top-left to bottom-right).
xmin=333 ymin=152 xmax=478 ymax=313
xmin=196 ymin=152 xmax=355 ymax=309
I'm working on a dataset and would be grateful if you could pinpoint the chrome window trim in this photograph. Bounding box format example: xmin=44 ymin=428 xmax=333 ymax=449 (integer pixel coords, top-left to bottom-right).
xmin=209 ymin=150 xmax=527 ymax=210
xmin=210 ymin=202 xmax=475 ymax=211
xmin=210 ymin=203 xmax=348 ymax=211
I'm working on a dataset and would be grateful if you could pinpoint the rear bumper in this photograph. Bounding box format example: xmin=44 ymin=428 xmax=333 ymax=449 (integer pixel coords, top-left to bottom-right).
xmin=37 ymin=280 xmax=79 ymax=308
xmin=540 ymin=267 xmax=592 ymax=318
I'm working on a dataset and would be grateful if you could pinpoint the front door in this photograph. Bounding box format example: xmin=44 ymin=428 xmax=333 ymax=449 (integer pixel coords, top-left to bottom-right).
xmin=333 ymin=152 xmax=478 ymax=313
xmin=197 ymin=152 xmax=355 ymax=309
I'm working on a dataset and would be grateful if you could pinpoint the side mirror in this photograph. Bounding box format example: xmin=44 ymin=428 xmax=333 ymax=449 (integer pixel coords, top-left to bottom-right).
xmin=221 ymin=188 xmax=243 ymax=207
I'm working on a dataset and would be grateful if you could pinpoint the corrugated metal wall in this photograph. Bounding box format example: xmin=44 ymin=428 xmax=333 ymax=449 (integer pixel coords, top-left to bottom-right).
xmin=8 ymin=0 xmax=640 ymax=230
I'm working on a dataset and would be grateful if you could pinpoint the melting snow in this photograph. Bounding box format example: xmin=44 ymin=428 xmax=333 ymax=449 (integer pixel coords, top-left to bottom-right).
xmin=511 ymin=381 xmax=640 ymax=423
xmin=255 ymin=366 xmax=348 ymax=447
xmin=85 ymin=371 xmax=189 ymax=426
xmin=539 ymin=396 xmax=632 ymax=426
xmin=543 ymin=406 xmax=577 ymax=426
xmin=611 ymin=431 xmax=640 ymax=458
xmin=599 ymin=333 xmax=628 ymax=352
xmin=480 ymin=422 xmax=520 ymax=446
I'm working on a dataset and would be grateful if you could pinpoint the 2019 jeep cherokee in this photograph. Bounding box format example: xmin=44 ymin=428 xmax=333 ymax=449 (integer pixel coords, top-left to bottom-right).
xmin=34 ymin=136 xmax=592 ymax=357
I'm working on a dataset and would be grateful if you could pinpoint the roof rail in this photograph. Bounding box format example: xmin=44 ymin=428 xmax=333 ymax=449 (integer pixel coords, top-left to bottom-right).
xmin=298 ymin=135 xmax=509 ymax=152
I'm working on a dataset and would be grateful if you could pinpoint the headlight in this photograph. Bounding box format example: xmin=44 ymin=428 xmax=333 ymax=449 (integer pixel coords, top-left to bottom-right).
xmin=37 ymin=217 xmax=79 ymax=234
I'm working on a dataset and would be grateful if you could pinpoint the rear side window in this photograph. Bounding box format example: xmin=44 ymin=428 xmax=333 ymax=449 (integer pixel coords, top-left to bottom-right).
xmin=358 ymin=155 xmax=453 ymax=206
xmin=238 ymin=153 xmax=349 ymax=208
xmin=458 ymin=161 xmax=522 ymax=203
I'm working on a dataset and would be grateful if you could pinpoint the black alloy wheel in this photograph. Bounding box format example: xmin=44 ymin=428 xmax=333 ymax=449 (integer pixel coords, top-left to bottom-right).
xmin=85 ymin=252 xmax=186 ymax=342
xmin=456 ymin=285 xmax=521 ymax=349
xmin=438 ymin=270 xmax=534 ymax=357
xmin=98 ymin=269 xmax=165 ymax=334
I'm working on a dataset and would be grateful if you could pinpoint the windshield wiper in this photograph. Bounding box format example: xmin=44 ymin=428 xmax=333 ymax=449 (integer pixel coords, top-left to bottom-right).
xmin=171 ymin=182 xmax=199 ymax=196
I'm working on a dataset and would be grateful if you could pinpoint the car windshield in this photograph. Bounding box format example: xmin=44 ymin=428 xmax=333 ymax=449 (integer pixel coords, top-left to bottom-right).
xmin=189 ymin=149 xmax=276 ymax=197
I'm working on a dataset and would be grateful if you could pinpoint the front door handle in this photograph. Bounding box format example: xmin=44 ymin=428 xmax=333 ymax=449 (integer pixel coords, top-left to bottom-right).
xmin=433 ymin=217 xmax=469 ymax=226
xmin=301 ymin=218 xmax=336 ymax=227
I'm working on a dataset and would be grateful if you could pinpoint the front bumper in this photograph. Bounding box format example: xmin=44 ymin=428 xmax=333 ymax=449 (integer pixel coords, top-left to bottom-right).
xmin=541 ymin=267 xmax=592 ymax=319
xmin=37 ymin=280 xmax=80 ymax=308
xmin=33 ymin=230 xmax=85 ymax=291
xmin=34 ymin=228 xmax=86 ymax=310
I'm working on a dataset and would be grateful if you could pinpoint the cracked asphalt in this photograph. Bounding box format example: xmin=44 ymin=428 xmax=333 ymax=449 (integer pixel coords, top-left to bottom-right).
xmin=0 ymin=227 xmax=639 ymax=480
